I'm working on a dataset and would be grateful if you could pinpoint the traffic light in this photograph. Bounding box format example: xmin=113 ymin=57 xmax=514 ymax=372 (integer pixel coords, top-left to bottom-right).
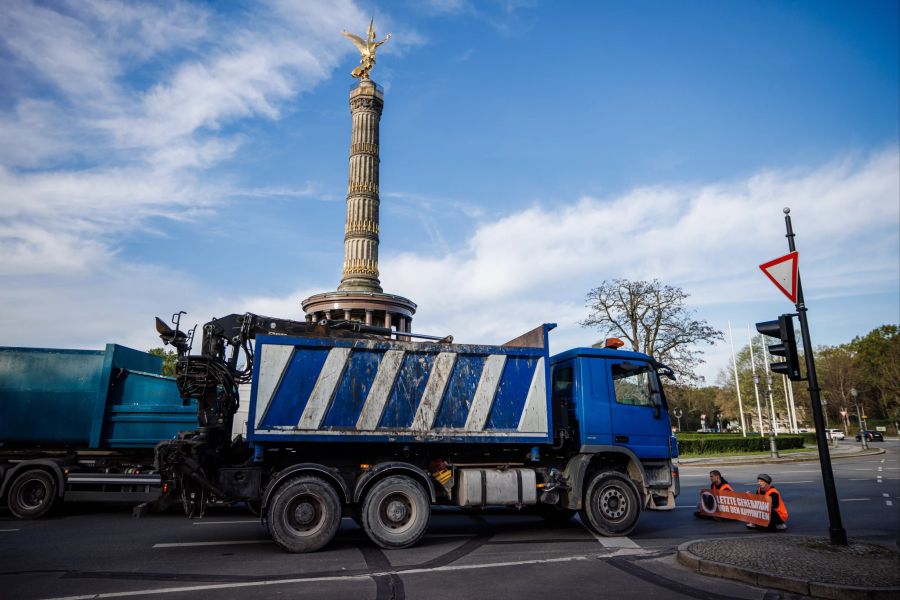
xmin=756 ymin=314 xmax=802 ymax=380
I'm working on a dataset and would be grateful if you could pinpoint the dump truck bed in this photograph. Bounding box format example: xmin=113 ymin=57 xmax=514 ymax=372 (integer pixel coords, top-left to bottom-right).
xmin=248 ymin=325 xmax=555 ymax=445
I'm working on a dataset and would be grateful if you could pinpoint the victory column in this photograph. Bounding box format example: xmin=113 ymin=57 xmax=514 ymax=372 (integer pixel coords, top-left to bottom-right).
xmin=302 ymin=20 xmax=417 ymax=334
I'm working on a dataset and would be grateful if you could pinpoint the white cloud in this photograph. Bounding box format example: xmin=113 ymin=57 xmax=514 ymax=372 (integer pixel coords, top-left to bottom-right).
xmin=0 ymin=0 xmax=366 ymax=277
xmin=377 ymin=148 xmax=899 ymax=377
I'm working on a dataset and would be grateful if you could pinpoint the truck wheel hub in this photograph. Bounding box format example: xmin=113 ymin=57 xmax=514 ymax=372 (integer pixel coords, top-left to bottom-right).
xmin=385 ymin=499 xmax=409 ymax=524
xmin=600 ymin=488 xmax=627 ymax=519
xmin=293 ymin=501 xmax=317 ymax=525
xmin=20 ymin=480 xmax=47 ymax=509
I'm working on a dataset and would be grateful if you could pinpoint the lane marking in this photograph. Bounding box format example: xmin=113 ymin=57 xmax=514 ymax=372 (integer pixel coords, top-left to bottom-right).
xmin=153 ymin=540 xmax=271 ymax=548
xmin=848 ymin=478 xmax=872 ymax=481
xmin=840 ymin=498 xmax=870 ymax=502
xmin=887 ymin=501 xmax=894 ymax=506
xmin=0 ymin=529 xmax=20 ymax=532
xmin=774 ymin=481 xmax=814 ymax=484
xmin=576 ymin=517 xmax=640 ymax=548
xmin=191 ymin=521 xmax=260 ymax=526
xmin=884 ymin=493 xmax=891 ymax=498
xmin=43 ymin=555 xmax=593 ymax=600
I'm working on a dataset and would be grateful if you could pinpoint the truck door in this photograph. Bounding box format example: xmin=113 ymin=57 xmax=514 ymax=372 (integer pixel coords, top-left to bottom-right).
xmin=606 ymin=360 xmax=672 ymax=459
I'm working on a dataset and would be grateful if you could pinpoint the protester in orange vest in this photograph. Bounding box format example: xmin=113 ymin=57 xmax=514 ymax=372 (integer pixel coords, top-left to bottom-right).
xmin=694 ymin=470 xmax=733 ymax=519
xmin=746 ymin=473 xmax=788 ymax=530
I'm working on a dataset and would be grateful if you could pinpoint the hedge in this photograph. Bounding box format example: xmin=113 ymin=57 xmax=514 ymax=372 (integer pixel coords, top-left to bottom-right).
xmin=675 ymin=433 xmax=806 ymax=455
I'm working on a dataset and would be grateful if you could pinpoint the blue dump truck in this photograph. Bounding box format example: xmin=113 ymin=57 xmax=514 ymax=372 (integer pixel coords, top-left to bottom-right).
xmin=155 ymin=313 xmax=680 ymax=552
xmin=0 ymin=345 xmax=196 ymax=518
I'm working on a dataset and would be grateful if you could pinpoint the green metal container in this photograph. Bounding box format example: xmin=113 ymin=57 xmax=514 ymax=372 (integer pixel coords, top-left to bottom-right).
xmin=0 ymin=344 xmax=196 ymax=448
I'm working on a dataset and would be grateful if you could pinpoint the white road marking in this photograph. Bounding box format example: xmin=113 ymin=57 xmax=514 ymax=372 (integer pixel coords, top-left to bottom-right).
xmin=887 ymin=501 xmax=894 ymax=506
xmin=153 ymin=540 xmax=271 ymax=548
xmin=191 ymin=521 xmax=260 ymax=526
xmin=849 ymin=478 xmax=872 ymax=481
xmin=575 ymin=517 xmax=640 ymax=548
xmin=839 ymin=498 xmax=869 ymax=502
xmin=43 ymin=555 xmax=593 ymax=600
xmin=884 ymin=493 xmax=891 ymax=497
xmin=775 ymin=481 xmax=814 ymax=484
xmin=0 ymin=529 xmax=20 ymax=532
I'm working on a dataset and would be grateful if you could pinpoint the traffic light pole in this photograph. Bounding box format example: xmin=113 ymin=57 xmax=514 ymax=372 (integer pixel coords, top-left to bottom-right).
xmin=784 ymin=208 xmax=848 ymax=546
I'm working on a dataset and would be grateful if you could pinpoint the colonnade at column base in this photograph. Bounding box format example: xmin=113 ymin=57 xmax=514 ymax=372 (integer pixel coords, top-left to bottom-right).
xmin=301 ymin=290 xmax=417 ymax=336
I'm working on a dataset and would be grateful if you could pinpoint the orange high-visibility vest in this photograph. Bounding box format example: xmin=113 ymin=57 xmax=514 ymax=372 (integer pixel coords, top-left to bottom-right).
xmin=761 ymin=486 xmax=788 ymax=522
xmin=714 ymin=482 xmax=733 ymax=492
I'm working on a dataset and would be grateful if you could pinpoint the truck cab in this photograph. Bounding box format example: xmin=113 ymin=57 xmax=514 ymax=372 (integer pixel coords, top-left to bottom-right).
xmin=551 ymin=344 xmax=680 ymax=522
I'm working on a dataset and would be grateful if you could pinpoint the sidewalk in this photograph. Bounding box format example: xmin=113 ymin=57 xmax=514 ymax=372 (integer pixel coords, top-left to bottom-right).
xmin=678 ymin=535 xmax=900 ymax=599
xmin=678 ymin=442 xmax=885 ymax=467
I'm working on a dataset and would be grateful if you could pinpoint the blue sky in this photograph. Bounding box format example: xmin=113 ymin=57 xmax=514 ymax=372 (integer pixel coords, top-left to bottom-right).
xmin=1 ymin=0 xmax=898 ymax=383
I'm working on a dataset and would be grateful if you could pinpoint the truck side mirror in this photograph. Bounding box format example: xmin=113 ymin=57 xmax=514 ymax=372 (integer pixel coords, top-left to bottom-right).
xmin=650 ymin=391 xmax=662 ymax=419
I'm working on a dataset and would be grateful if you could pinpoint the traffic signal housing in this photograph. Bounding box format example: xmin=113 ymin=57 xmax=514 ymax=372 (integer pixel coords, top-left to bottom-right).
xmin=756 ymin=314 xmax=802 ymax=380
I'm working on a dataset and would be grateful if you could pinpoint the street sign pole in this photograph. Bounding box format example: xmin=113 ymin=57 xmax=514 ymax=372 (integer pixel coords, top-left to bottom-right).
xmin=783 ymin=207 xmax=848 ymax=546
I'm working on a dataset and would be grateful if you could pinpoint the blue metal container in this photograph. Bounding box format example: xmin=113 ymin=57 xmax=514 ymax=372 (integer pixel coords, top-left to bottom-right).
xmin=249 ymin=325 xmax=555 ymax=445
xmin=0 ymin=344 xmax=196 ymax=448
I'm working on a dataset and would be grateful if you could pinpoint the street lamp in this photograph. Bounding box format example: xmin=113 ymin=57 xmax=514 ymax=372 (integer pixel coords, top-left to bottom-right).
xmin=850 ymin=387 xmax=867 ymax=450
xmin=753 ymin=374 xmax=779 ymax=458
xmin=839 ymin=408 xmax=848 ymax=436
xmin=673 ymin=408 xmax=683 ymax=432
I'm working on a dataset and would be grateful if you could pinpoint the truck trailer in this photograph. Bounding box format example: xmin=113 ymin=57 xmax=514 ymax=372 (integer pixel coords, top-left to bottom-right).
xmin=154 ymin=313 xmax=680 ymax=552
xmin=0 ymin=344 xmax=197 ymax=518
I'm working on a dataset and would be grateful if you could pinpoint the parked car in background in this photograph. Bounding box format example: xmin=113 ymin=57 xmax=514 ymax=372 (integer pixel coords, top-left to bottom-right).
xmin=855 ymin=430 xmax=884 ymax=442
xmin=826 ymin=429 xmax=845 ymax=440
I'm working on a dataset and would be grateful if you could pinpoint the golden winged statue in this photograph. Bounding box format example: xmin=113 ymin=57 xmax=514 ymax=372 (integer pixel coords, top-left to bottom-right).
xmin=341 ymin=19 xmax=392 ymax=80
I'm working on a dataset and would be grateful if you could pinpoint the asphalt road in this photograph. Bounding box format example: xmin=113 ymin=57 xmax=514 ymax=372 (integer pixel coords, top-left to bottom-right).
xmin=1 ymin=440 xmax=897 ymax=600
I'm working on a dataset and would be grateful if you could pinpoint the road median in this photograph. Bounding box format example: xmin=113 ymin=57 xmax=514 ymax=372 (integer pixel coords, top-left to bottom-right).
xmin=677 ymin=536 xmax=899 ymax=599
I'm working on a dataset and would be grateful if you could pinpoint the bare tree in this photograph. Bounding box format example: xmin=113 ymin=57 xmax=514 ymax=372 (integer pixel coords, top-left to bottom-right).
xmin=580 ymin=279 xmax=723 ymax=381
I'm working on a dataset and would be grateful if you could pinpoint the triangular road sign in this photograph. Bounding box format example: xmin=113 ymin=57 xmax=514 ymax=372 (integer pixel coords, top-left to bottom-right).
xmin=760 ymin=251 xmax=799 ymax=303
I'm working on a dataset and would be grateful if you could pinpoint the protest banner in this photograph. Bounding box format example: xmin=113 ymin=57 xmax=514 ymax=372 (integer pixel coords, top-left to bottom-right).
xmin=698 ymin=488 xmax=772 ymax=526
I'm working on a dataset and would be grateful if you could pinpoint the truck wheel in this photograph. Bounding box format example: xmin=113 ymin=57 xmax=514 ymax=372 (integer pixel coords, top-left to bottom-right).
xmin=534 ymin=504 xmax=577 ymax=524
xmin=361 ymin=476 xmax=430 ymax=549
xmin=8 ymin=469 xmax=57 ymax=519
xmin=267 ymin=476 xmax=341 ymax=553
xmin=580 ymin=471 xmax=640 ymax=537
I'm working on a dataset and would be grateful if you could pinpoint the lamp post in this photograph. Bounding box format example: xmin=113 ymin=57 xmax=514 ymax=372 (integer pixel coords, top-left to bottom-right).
xmin=840 ymin=409 xmax=848 ymax=436
xmin=851 ymin=388 xmax=867 ymax=450
xmin=716 ymin=412 xmax=723 ymax=433
xmin=673 ymin=408 xmax=683 ymax=432
xmin=754 ymin=374 xmax=779 ymax=458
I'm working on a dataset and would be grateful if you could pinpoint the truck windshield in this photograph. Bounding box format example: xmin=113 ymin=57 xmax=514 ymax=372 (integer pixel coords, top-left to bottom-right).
xmin=612 ymin=362 xmax=664 ymax=408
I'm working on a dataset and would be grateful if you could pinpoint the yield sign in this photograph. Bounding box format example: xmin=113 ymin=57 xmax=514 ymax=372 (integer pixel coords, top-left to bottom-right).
xmin=759 ymin=251 xmax=799 ymax=303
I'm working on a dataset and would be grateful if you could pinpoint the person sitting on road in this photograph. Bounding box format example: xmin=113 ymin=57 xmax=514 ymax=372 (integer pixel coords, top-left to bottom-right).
xmin=694 ymin=470 xmax=733 ymax=519
xmin=746 ymin=473 xmax=788 ymax=531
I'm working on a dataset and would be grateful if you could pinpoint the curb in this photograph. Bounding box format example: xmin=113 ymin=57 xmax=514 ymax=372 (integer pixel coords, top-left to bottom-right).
xmin=679 ymin=447 xmax=885 ymax=467
xmin=676 ymin=539 xmax=900 ymax=600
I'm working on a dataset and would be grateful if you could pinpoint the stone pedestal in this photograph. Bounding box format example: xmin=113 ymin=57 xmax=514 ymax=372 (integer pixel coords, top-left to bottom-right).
xmin=301 ymin=79 xmax=416 ymax=333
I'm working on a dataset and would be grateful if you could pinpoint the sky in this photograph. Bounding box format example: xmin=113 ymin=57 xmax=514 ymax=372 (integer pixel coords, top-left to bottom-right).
xmin=1 ymin=0 xmax=898 ymax=384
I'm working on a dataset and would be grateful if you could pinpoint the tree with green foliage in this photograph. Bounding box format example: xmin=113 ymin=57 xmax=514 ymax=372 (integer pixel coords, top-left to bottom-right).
xmin=148 ymin=348 xmax=177 ymax=376
xmin=847 ymin=325 xmax=900 ymax=424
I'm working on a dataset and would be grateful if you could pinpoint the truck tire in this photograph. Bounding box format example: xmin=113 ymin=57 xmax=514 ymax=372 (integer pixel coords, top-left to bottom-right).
xmin=8 ymin=469 xmax=58 ymax=519
xmin=580 ymin=471 xmax=640 ymax=537
xmin=361 ymin=476 xmax=430 ymax=549
xmin=266 ymin=476 xmax=341 ymax=553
